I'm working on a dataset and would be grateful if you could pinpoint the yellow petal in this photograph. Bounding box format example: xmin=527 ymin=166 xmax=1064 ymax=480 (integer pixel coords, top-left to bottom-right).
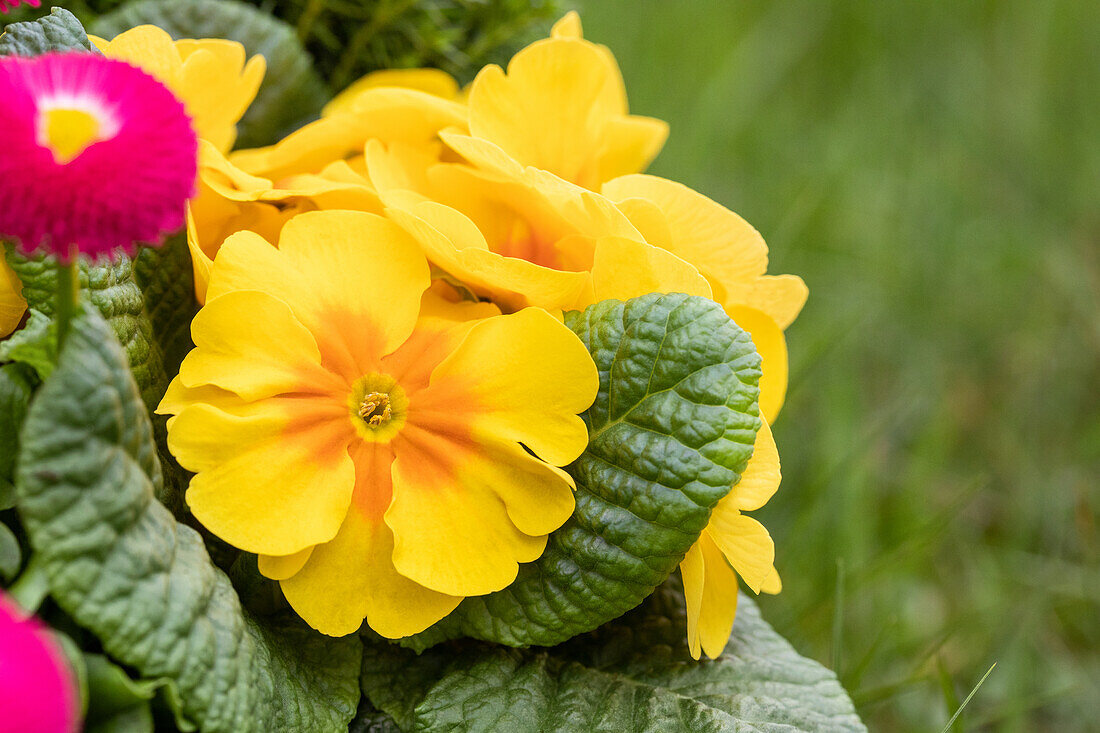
xmin=258 ymin=547 xmax=314 ymax=581
xmin=383 ymin=196 xmax=590 ymax=312
xmin=180 ymin=290 xmax=338 ymax=400
xmin=550 ymin=11 xmax=583 ymax=39
xmin=597 ymin=115 xmax=669 ymax=185
xmin=704 ymin=513 xmax=775 ymax=594
xmin=175 ymin=43 xmax=265 ymax=152
xmin=207 ymin=211 xmax=431 ymax=381
xmin=462 ymin=435 xmax=576 ymax=538
xmin=324 ymin=68 xmax=460 ymax=117
xmin=730 ymin=417 xmax=781 ymax=512
xmin=760 ymin=565 xmax=782 ymax=595
xmin=185 ymin=206 xmax=214 ymax=304
xmin=274 ymin=211 xmax=431 ymax=373
xmin=727 ymin=305 xmax=788 ymax=423
xmin=184 ymin=413 xmax=356 ymax=556
xmin=428 ymin=307 xmax=598 ymax=466
xmin=680 ymin=533 xmax=741 ymax=660
xmin=0 ymin=257 xmax=26 ymax=338
xmin=387 ymin=424 xmax=548 ymax=596
xmin=726 ymin=274 xmax=808 ymax=331
xmin=602 ymin=174 xmax=769 ymax=304
xmin=467 ymin=39 xmax=620 ymax=187
xmin=96 ymin=26 xmax=183 ymax=91
xmin=380 ymin=288 xmax=500 ymax=391
xmin=588 ymin=235 xmax=711 ymax=305
xmin=281 ymin=507 xmax=462 ymax=637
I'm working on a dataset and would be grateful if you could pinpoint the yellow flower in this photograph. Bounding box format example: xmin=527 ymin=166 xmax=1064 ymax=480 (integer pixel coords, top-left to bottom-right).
xmin=158 ymin=210 xmax=598 ymax=637
xmin=0 ymin=257 xmax=26 ymax=338
xmin=680 ymin=419 xmax=783 ymax=659
xmin=465 ymin=12 xmax=667 ymax=189
xmin=91 ymin=25 xmax=265 ymax=153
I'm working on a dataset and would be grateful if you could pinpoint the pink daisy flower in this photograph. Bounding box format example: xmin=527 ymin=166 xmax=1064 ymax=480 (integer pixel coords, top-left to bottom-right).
xmin=0 ymin=0 xmax=41 ymax=14
xmin=0 ymin=52 xmax=197 ymax=259
xmin=0 ymin=592 xmax=80 ymax=733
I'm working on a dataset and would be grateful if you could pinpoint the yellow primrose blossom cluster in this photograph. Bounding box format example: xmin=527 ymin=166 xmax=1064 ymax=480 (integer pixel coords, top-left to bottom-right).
xmin=0 ymin=13 xmax=807 ymax=658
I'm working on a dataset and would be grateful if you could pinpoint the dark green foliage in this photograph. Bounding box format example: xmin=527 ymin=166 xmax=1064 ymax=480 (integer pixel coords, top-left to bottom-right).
xmin=245 ymin=0 xmax=563 ymax=91
xmin=363 ymin=584 xmax=865 ymax=732
xmin=6 ymin=238 xmax=197 ymax=513
xmin=6 ymin=1 xmax=562 ymax=93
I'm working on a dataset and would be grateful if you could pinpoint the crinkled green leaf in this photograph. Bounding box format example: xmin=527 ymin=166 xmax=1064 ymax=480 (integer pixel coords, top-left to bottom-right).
xmin=15 ymin=308 xmax=361 ymax=733
xmin=92 ymin=0 xmax=329 ymax=147
xmin=0 ymin=362 xmax=35 ymax=508
xmin=408 ymin=293 xmax=762 ymax=649
xmin=0 ymin=7 xmax=100 ymax=56
xmin=5 ymin=237 xmax=197 ymax=511
xmin=363 ymin=584 xmax=866 ymax=732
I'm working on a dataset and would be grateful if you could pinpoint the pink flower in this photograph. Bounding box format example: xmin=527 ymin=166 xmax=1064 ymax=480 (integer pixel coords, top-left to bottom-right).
xmin=0 ymin=52 xmax=197 ymax=259
xmin=0 ymin=0 xmax=42 ymax=14
xmin=0 ymin=592 xmax=80 ymax=733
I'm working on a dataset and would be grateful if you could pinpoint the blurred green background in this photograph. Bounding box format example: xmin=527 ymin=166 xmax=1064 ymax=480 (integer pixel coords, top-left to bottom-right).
xmin=580 ymin=1 xmax=1098 ymax=730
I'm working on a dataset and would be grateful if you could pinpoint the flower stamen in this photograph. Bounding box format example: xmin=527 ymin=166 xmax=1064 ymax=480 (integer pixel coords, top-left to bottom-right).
xmin=358 ymin=391 xmax=392 ymax=427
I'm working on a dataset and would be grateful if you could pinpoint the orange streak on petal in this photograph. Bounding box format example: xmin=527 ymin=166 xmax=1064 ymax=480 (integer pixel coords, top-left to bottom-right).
xmin=349 ymin=441 xmax=396 ymax=522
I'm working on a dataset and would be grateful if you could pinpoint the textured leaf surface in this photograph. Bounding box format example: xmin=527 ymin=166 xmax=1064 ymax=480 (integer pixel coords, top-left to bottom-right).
xmin=15 ymin=308 xmax=361 ymax=733
xmin=6 ymin=238 xmax=197 ymax=511
xmin=363 ymin=584 xmax=865 ymax=732
xmin=0 ymin=7 xmax=99 ymax=57
xmin=408 ymin=293 xmax=762 ymax=649
xmin=92 ymin=0 xmax=329 ymax=147
xmin=0 ymin=362 xmax=34 ymax=507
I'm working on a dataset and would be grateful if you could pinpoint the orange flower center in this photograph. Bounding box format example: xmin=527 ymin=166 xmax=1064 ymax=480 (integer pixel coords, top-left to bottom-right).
xmin=348 ymin=373 xmax=408 ymax=442
xmin=357 ymin=392 xmax=392 ymax=427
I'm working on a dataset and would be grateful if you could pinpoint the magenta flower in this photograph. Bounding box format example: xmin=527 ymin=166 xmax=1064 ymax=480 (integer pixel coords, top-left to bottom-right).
xmin=0 ymin=0 xmax=41 ymax=14
xmin=0 ymin=593 xmax=80 ymax=733
xmin=0 ymin=52 xmax=197 ymax=260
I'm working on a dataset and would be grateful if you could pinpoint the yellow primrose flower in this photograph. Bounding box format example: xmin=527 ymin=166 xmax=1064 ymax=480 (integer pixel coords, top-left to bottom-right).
xmin=91 ymin=25 xmax=265 ymax=153
xmin=158 ymin=210 xmax=598 ymax=638
xmin=369 ymin=135 xmax=711 ymax=313
xmin=0 ymin=257 xmax=26 ymax=338
xmin=681 ymin=419 xmax=783 ymax=660
xmin=465 ymin=12 xmax=667 ymax=189
xmin=600 ymin=174 xmax=807 ymax=422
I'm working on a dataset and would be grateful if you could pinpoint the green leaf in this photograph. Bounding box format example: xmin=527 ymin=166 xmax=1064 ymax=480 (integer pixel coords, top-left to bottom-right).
xmin=0 ymin=521 xmax=20 ymax=582
xmin=0 ymin=310 xmax=56 ymax=380
xmin=92 ymin=0 xmax=329 ymax=147
xmin=408 ymin=293 xmax=762 ymax=649
xmin=15 ymin=307 xmax=362 ymax=733
xmin=0 ymin=7 xmax=100 ymax=56
xmin=5 ymin=238 xmax=197 ymax=511
xmin=0 ymin=362 xmax=35 ymax=507
xmin=363 ymin=584 xmax=866 ymax=732
xmin=84 ymin=653 xmax=158 ymax=733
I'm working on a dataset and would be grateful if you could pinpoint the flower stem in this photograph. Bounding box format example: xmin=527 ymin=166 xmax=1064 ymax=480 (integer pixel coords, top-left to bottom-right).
xmin=55 ymin=244 xmax=80 ymax=348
